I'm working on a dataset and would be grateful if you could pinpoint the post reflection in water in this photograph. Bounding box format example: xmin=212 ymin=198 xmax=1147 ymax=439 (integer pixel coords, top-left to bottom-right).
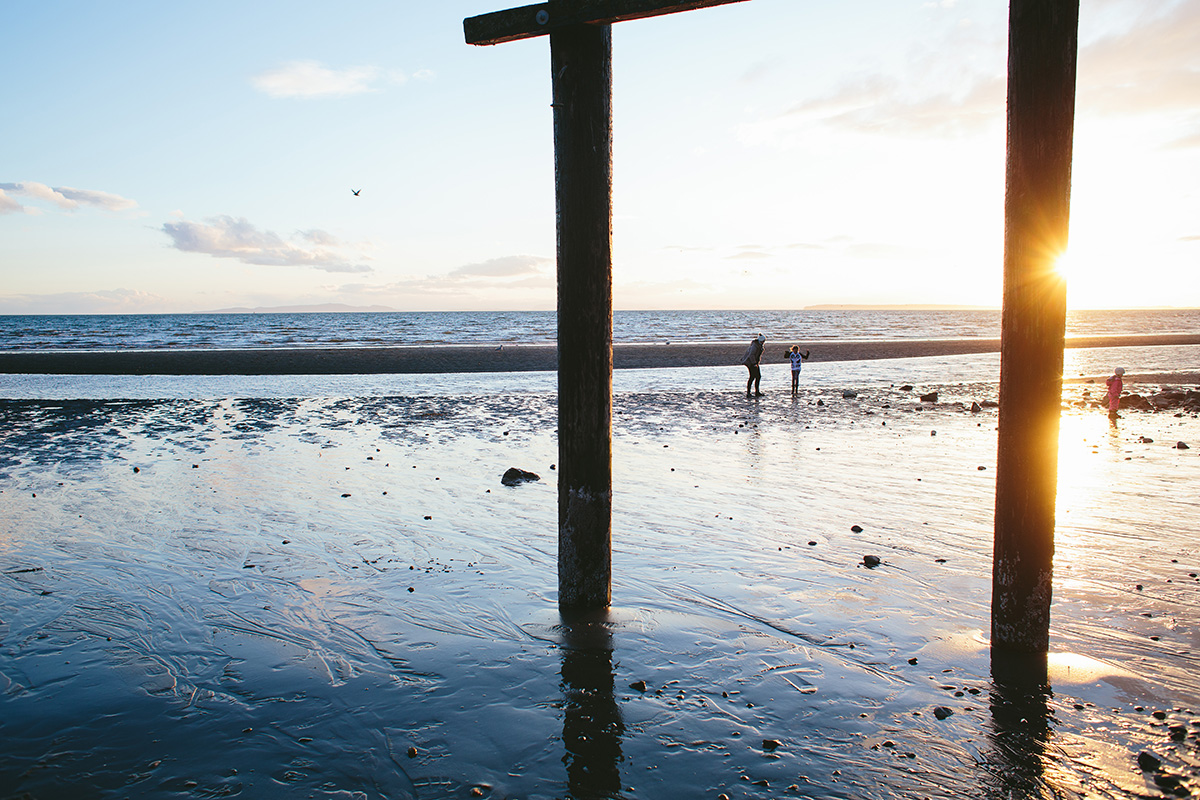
xmin=983 ymin=649 xmax=1053 ymax=798
xmin=559 ymin=609 xmax=625 ymax=800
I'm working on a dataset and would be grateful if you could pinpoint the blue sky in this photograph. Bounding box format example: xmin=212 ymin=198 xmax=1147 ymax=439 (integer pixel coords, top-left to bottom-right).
xmin=2 ymin=0 xmax=1197 ymax=313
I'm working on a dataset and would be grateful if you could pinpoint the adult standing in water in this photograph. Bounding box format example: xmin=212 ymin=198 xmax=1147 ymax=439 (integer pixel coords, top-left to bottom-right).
xmin=742 ymin=333 xmax=766 ymax=398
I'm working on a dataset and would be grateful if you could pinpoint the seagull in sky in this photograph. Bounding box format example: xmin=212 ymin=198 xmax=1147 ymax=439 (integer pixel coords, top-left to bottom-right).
xmin=351 ymin=189 xmax=361 ymax=196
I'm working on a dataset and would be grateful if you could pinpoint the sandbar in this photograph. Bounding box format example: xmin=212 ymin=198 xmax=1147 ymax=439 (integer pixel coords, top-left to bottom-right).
xmin=2 ymin=333 xmax=1198 ymax=375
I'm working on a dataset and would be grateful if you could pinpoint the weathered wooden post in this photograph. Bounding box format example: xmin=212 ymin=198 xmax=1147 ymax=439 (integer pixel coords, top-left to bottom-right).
xmin=551 ymin=22 xmax=615 ymax=608
xmin=993 ymin=0 xmax=1079 ymax=652
xmin=465 ymin=0 xmax=750 ymax=610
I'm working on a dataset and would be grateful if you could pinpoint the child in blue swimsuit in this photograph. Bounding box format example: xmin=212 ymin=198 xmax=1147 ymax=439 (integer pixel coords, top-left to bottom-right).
xmin=787 ymin=345 xmax=811 ymax=395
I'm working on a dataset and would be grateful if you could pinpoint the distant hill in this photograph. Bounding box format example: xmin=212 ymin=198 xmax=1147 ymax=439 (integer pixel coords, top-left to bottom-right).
xmin=205 ymin=303 xmax=398 ymax=314
xmin=804 ymin=304 xmax=999 ymax=311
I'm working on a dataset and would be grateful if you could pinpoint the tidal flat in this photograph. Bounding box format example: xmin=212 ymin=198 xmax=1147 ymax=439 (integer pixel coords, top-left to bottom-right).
xmin=1 ymin=367 xmax=1198 ymax=799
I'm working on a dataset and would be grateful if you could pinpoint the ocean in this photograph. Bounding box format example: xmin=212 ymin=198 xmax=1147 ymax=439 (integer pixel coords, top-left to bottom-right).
xmin=2 ymin=308 xmax=1199 ymax=352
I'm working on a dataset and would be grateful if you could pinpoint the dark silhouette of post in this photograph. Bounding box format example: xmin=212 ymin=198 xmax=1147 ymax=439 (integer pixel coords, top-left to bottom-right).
xmin=993 ymin=0 xmax=1079 ymax=652
xmin=552 ymin=23 xmax=615 ymax=608
xmin=466 ymin=0 xmax=750 ymax=610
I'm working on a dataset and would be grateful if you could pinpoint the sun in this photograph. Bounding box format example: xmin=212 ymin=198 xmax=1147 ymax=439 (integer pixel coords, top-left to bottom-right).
xmin=1053 ymin=249 xmax=1077 ymax=281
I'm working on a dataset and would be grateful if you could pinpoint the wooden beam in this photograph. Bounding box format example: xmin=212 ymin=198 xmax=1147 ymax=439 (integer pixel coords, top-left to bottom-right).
xmin=465 ymin=0 xmax=749 ymax=46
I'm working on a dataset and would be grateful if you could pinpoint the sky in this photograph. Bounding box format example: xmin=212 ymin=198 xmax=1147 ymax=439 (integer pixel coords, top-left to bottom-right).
xmin=1 ymin=0 xmax=1197 ymax=314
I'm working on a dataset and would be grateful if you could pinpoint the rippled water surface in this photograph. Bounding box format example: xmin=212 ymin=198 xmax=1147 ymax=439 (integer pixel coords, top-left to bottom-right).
xmin=1 ymin=373 xmax=1198 ymax=798
xmin=2 ymin=308 xmax=1198 ymax=352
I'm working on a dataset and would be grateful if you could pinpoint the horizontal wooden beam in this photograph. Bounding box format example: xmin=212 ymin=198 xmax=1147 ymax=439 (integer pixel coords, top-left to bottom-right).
xmin=465 ymin=0 xmax=750 ymax=46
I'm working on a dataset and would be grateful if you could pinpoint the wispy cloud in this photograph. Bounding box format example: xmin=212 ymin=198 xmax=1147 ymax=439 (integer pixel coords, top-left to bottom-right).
xmin=1078 ymin=1 xmax=1200 ymax=116
xmin=0 ymin=182 xmax=138 ymax=214
xmin=0 ymin=288 xmax=169 ymax=314
xmin=250 ymin=60 xmax=429 ymax=98
xmin=340 ymin=255 xmax=554 ymax=300
xmin=161 ymin=215 xmax=372 ymax=274
xmin=769 ymin=73 xmax=1005 ymax=139
xmin=449 ymin=255 xmax=548 ymax=278
xmin=743 ymin=0 xmax=1200 ymax=146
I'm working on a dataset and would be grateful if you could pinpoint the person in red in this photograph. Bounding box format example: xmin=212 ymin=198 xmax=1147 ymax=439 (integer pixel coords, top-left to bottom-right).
xmin=1106 ymin=366 xmax=1125 ymax=419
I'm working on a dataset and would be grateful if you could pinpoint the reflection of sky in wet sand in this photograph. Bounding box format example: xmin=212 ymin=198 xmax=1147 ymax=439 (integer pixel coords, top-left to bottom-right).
xmin=0 ymin=381 xmax=1197 ymax=797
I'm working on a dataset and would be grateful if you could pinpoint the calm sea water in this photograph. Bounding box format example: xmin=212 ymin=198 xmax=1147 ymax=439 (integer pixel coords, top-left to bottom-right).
xmin=1 ymin=308 xmax=1198 ymax=352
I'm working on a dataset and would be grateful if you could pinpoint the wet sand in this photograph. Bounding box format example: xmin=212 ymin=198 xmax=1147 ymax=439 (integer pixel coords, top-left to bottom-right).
xmin=3 ymin=332 xmax=1199 ymax=374
xmin=1 ymin=377 xmax=1198 ymax=798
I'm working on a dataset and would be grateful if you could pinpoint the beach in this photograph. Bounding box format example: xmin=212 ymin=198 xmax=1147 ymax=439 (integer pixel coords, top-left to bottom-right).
xmin=1 ymin=347 xmax=1198 ymax=798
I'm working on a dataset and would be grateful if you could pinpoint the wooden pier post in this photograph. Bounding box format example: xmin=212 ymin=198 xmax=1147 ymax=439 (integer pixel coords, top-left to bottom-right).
xmin=465 ymin=0 xmax=751 ymax=611
xmin=552 ymin=22 xmax=614 ymax=609
xmin=993 ymin=0 xmax=1079 ymax=652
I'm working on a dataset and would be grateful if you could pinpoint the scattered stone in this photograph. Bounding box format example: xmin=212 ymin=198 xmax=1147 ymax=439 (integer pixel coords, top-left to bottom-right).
xmin=842 ymin=390 xmax=858 ymax=399
xmin=407 ymin=747 xmax=418 ymax=758
xmin=762 ymin=739 xmax=781 ymax=750
xmin=133 ymin=466 xmax=140 ymax=473
xmin=977 ymin=466 xmax=986 ymax=471
xmin=1169 ymin=724 xmax=1188 ymax=741
xmin=1139 ymin=436 xmax=1154 ymax=443
xmin=970 ymin=402 xmax=982 ymax=413
xmin=933 ymin=706 xmax=954 ymax=720
xmin=851 ymin=524 xmax=863 ymax=533
xmin=1154 ymin=773 xmax=1183 ymax=791
xmin=862 ymin=555 xmax=882 ymax=568
xmin=629 ymin=680 xmax=647 ymax=692
xmin=920 ymin=391 xmax=938 ymax=403
xmin=341 ymin=493 xmax=351 ymax=498
xmin=908 ymin=657 xmax=918 ymax=665
xmin=424 ymin=515 xmax=432 ymax=520
xmin=1153 ymin=710 xmax=1168 ymax=720
xmin=501 ymin=467 xmax=541 ymax=486
xmin=930 ymin=430 xmax=937 ymax=436
xmin=899 ymin=385 xmax=914 ymax=392
xmin=1177 ymin=441 xmax=1190 ymax=450
xmin=817 ymin=399 xmax=825 ymax=407
xmin=407 ymin=587 xmax=415 ymax=593
xmin=808 ymin=541 xmax=817 ymax=546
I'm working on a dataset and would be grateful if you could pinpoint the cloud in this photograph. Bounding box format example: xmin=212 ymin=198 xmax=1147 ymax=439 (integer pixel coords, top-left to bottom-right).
xmin=0 ymin=189 xmax=21 ymax=215
xmin=251 ymin=60 xmax=426 ymax=98
xmin=0 ymin=288 xmax=170 ymax=315
xmin=338 ymin=255 xmax=554 ymax=302
xmin=778 ymin=73 xmax=1005 ymax=138
xmin=161 ymin=215 xmax=372 ymax=273
xmin=0 ymin=181 xmax=138 ymax=213
xmin=449 ymin=255 xmax=548 ymax=278
xmin=1078 ymin=1 xmax=1200 ymax=116
xmin=758 ymin=0 xmax=1200 ymax=143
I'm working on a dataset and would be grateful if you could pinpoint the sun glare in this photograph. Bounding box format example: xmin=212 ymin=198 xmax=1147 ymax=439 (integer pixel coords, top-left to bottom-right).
xmin=1054 ymin=250 xmax=1076 ymax=281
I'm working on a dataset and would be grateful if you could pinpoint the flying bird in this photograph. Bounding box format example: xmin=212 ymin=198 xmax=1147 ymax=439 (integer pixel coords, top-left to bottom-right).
xmin=351 ymin=189 xmax=361 ymax=196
